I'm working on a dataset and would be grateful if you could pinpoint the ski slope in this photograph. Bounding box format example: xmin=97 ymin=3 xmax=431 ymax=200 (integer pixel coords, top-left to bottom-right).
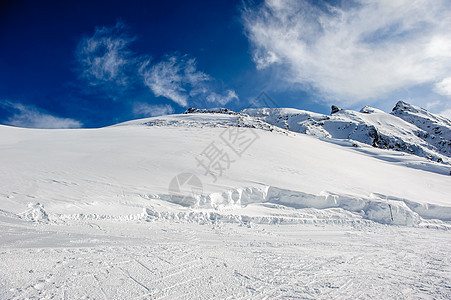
xmin=1 ymin=110 xmax=451 ymax=299
xmin=1 ymin=219 xmax=451 ymax=299
xmin=0 ymin=112 xmax=450 ymax=225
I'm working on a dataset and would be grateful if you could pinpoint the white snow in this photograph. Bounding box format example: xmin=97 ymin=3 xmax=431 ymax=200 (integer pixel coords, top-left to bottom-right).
xmin=1 ymin=107 xmax=450 ymax=298
xmin=1 ymin=218 xmax=450 ymax=299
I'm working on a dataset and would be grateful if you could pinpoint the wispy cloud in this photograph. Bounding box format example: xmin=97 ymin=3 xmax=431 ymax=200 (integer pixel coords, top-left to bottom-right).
xmin=0 ymin=101 xmax=82 ymax=129
xmin=242 ymin=0 xmax=451 ymax=105
xmin=206 ymin=90 xmax=239 ymax=106
xmin=139 ymin=54 xmax=238 ymax=107
xmin=76 ymin=21 xmax=135 ymax=88
xmin=139 ymin=55 xmax=209 ymax=107
xmin=132 ymin=102 xmax=174 ymax=117
xmin=76 ymin=22 xmax=238 ymax=108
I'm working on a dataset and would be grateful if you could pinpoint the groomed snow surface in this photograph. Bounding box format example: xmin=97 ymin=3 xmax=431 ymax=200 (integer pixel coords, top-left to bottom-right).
xmin=1 ymin=108 xmax=451 ymax=298
xmin=1 ymin=217 xmax=451 ymax=299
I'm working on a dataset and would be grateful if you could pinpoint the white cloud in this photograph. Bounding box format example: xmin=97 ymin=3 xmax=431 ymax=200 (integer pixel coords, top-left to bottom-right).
xmin=139 ymin=56 xmax=209 ymax=106
xmin=140 ymin=55 xmax=236 ymax=107
xmin=434 ymin=77 xmax=451 ymax=96
xmin=76 ymin=21 xmax=135 ymax=87
xmin=76 ymin=22 xmax=238 ymax=108
xmin=1 ymin=101 xmax=82 ymax=129
xmin=206 ymin=90 xmax=239 ymax=106
xmin=132 ymin=103 xmax=174 ymax=117
xmin=243 ymin=0 xmax=451 ymax=105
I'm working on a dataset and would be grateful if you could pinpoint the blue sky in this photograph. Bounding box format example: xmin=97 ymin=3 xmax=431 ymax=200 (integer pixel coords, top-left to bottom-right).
xmin=1 ymin=0 xmax=451 ymax=128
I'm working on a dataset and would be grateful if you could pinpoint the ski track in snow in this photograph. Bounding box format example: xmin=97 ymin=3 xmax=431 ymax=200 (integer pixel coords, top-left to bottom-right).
xmin=1 ymin=217 xmax=450 ymax=299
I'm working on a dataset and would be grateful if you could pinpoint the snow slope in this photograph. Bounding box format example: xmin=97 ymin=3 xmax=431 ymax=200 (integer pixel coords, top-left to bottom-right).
xmin=0 ymin=112 xmax=450 ymax=226
xmin=1 ymin=110 xmax=451 ymax=299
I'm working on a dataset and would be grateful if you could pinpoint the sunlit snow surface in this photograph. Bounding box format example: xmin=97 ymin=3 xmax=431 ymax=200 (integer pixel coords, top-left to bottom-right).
xmin=1 ymin=218 xmax=450 ymax=299
xmin=1 ymin=110 xmax=450 ymax=298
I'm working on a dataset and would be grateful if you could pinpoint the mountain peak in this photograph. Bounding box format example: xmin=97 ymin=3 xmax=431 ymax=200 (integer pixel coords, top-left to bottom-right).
xmin=392 ymin=101 xmax=417 ymax=113
xmin=331 ymin=105 xmax=341 ymax=114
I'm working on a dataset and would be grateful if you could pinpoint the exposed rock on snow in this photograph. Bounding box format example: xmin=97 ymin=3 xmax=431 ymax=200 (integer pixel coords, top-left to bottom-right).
xmin=184 ymin=107 xmax=239 ymax=115
xmin=392 ymin=101 xmax=451 ymax=158
xmin=242 ymin=102 xmax=451 ymax=164
xmin=118 ymin=110 xmax=291 ymax=134
xmin=331 ymin=105 xmax=340 ymax=114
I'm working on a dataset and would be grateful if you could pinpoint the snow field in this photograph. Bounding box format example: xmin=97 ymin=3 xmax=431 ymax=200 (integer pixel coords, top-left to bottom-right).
xmin=1 ymin=216 xmax=450 ymax=299
xmin=1 ymin=109 xmax=451 ymax=299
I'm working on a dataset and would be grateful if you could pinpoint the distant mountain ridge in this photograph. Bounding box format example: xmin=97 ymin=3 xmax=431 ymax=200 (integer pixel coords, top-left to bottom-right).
xmin=391 ymin=101 xmax=451 ymax=158
xmin=183 ymin=101 xmax=451 ymax=165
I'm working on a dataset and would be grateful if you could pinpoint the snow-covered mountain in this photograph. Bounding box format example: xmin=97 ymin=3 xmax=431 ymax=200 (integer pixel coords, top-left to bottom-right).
xmin=1 ymin=102 xmax=450 ymax=228
xmin=392 ymin=101 xmax=451 ymax=158
xmin=2 ymin=102 xmax=451 ymax=299
xmin=241 ymin=101 xmax=451 ymax=165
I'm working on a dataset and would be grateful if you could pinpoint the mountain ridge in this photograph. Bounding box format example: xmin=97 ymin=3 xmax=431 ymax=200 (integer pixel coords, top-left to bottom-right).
xmin=178 ymin=101 xmax=451 ymax=165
